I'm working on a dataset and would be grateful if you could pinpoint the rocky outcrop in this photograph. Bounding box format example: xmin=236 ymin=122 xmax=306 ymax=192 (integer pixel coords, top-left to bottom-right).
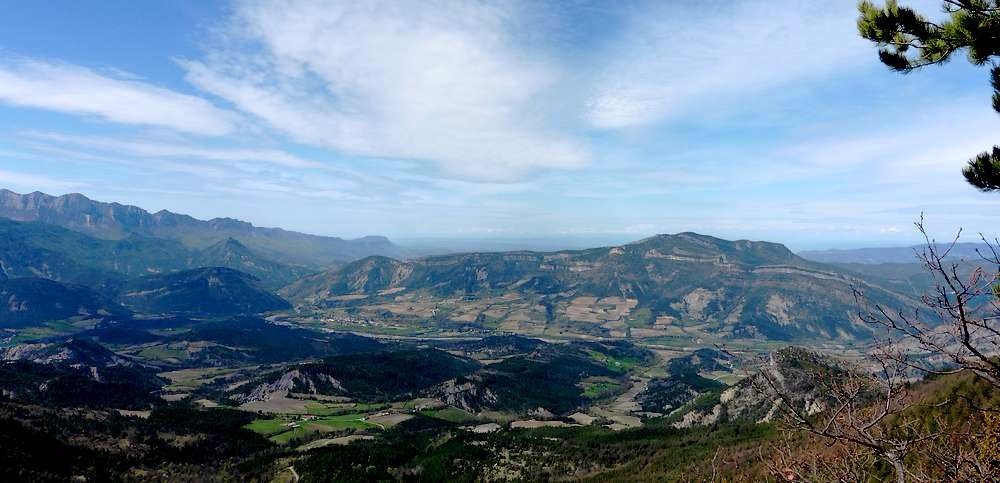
xmin=672 ymin=347 xmax=844 ymax=428
xmin=434 ymin=377 xmax=501 ymax=412
xmin=236 ymin=369 xmax=347 ymax=403
xmin=2 ymin=338 xmax=131 ymax=368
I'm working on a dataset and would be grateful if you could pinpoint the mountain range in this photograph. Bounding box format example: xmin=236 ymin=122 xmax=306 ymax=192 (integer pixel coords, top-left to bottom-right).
xmin=798 ymin=242 xmax=992 ymax=264
xmin=798 ymin=243 xmax=994 ymax=298
xmin=0 ymin=190 xmax=983 ymax=483
xmin=0 ymin=189 xmax=927 ymax=344
xmin=0 ymin=189 xmax=407 ymax=266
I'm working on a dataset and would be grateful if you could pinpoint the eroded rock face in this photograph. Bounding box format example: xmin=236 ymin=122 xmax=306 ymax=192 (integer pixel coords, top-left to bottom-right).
xmin=766 ymin=294 xmax=794 ymax=326
xmin=434 ymin=377 xmax=500 ymax=412
xmin=231 ymin=349 xmax=479 ymax=405
xmin=235 ymin=369 xmax=346 ymax=403
xmin=2 ymin=339 xmax=130 ymax=368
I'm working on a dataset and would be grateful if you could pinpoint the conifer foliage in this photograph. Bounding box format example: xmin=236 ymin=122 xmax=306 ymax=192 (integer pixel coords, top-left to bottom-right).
xmin=858 ymin=0 xmax=1000 ymax=191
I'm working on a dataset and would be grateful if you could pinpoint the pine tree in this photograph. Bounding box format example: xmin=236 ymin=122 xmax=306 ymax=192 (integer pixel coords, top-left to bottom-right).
xmin=858 ymin=0 xmax=1000 ymax=191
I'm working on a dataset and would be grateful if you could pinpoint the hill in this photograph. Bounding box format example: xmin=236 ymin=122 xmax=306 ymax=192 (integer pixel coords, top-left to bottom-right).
xmin=0 ymin=189 xmax=406 ymax=266
xmin=1 ymin=339 xmax=161 ymax=409
xmin=434 ymin=340 xmax=650 ymax=415
xmin=194 ymin=238 xmax=313 ymax=289
xmin=0 ymin=278 xmax=128 ymax=328
xmin=162 ymin=317 xmax=382 ymax=366
xmin=282 ymin=232 xmax=919 ymax=342
xmin=2 ymin=338 xmax=131 ymax=367
xmin=112 ymin=267 xmax=291 ymax=316
xmin=56 ymin=316 xmax=384 ymax=368
xmin=637 ymin=348 xmax=734 ymax=414
xmin=233 ymin=348 xmax=479 ymax=403
xmin=0 ymin=360 xmax=162 ymax=409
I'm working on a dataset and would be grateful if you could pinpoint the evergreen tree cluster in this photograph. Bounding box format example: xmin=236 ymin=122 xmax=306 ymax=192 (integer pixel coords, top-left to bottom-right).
xmin=859 ymin=0 xmax=1000 ymax=191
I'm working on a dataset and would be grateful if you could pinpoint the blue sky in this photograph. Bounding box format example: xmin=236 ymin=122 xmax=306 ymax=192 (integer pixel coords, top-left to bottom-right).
xmin=0 ymin=0 xmax=997 ymax=250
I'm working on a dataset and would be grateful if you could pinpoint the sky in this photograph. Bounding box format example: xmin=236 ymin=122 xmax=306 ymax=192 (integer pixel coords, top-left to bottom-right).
xmin=0 ymin=0 xmax=997 ymax=250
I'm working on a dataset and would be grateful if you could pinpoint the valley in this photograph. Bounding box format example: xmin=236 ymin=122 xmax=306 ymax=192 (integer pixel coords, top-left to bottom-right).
xmin=0 ymin=190 xmax=990 ymax=481
xmin=5 ymin=1 xmax=1000 ymax=479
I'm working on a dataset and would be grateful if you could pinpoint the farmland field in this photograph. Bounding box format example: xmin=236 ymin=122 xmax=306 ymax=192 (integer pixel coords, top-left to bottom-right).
xmin=246 ymin=412 xmax=381 ymax=444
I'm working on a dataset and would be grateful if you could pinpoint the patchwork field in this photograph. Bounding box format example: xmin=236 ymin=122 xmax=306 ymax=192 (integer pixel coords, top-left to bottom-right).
xmin=246 ymin=412 xmax=383 ymax=444
xmin=284 ymin=292 xmax=660 ymax=341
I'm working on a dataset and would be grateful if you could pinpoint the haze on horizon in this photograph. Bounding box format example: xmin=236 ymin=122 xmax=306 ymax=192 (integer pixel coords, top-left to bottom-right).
xmin=0 ymin=0 xmax=996 ymax=250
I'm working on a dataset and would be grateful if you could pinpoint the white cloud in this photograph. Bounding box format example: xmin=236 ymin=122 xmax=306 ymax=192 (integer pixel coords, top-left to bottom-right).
xmin=0 ymin=58 xmax=237 ymax=135
xmin=776 ymin=100 xmax=1000 ymax=184
xmin=585 ymin=1 xmax=867 ymax=129
xmin=182 ymin=0 xmax=587 ymax=181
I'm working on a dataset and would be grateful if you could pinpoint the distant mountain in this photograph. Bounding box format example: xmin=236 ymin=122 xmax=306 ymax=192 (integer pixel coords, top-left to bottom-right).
xmin=797 ymin=243 xmax=994 ymax=297
xmin=0 ymin=189 xmax=406 ymax=266
xmin=0 ymin=218 xmax=308 ymax=289
xmin=0 ymin=278 xmax=128 ymax=328
xmin=282 ymin=232 xmax=918 ymax=341
xmin=798 ymin=242 xmax=992 ymax=264
xmin=113 ymin=267 xmax=291 ymax=316
xmin=282 ymin=255 xmax=407 ymax=301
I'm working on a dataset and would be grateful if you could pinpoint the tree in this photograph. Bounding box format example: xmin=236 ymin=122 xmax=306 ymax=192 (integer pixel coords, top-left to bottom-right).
xmin=751 ymin=216 xmax=1000 ymax=481
xmin=858 ymin=0 xmax=1000 ymax=191
xmin=855 ymin=217 xmax=1000 ymax=388
xmin=755 ymin=351 xmax=927 ymax=483
xmin=756 ymin=340 xmax=998 ymax=481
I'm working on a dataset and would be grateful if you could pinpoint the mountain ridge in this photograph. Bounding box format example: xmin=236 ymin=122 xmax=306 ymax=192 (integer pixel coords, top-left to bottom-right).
xmin=0 ymin=189 xmax=405 ymax=266
xmin=0 ymin=218 xmax=307 ymax=289
xmin=281 ymin=232 xmax=919 ymax=342
xmin=0 ymin=277 xmax=129 ymax=328
xmin=798 ymin=242 xmax=992 ymax=264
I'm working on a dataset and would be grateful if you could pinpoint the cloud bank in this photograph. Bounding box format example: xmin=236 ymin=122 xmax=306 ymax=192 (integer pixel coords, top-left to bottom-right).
xmin=182 ymin=0 xmax=588 ymax=181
